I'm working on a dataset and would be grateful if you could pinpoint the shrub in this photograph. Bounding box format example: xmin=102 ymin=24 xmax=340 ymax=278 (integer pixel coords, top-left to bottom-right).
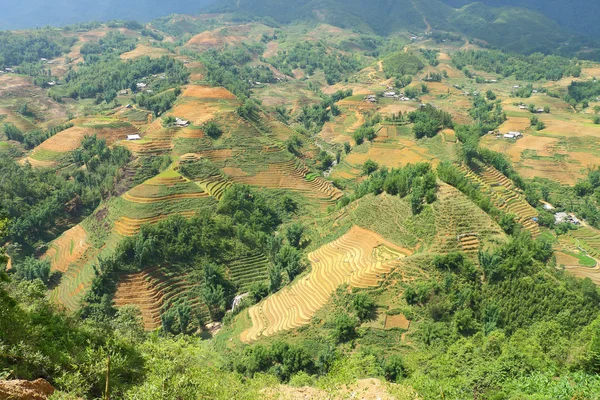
xmin=331 ymin=313 xmax=358 ymax=343
xmin=362 ymin=160 xmax=379 ymax=176
xmin=204 ymin=121 xmax=223 ymax=139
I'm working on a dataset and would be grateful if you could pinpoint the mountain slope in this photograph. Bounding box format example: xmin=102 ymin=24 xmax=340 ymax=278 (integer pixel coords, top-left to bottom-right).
xmin=211 ymin=0 xmax=569 ymax=53
xmin=442 ymin=0 xmax=600 ymax=37
xmin=0 ymin=0 xmax=214 ymax=30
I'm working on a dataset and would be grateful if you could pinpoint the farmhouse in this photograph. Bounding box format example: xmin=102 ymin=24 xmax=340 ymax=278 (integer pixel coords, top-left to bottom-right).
xmin=503 ymin=131 xmax=522 ymax=139
xmin=365 ymin=95 xmax=377 ymax=103
xmin=175 ymin=118 xmax=189 ymax=127
xmin=136 ymin=82 xmax=147 ymax=89
xmin=519 ymin=105 xmax=527 ymax=110
xmin=383 ymin=91 xmax=398 ymax=98
xmin=126 ymin=134 xmax=141 ymax=141
xmin=555 ymin=212 xmax=580 ymax=225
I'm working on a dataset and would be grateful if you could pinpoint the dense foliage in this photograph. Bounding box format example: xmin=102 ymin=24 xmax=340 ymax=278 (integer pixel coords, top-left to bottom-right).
xmin=200 ymin=45 xmax=276 ymax=99
xmin=0 ymin=30 xmax=75 ymax=67
xmin=0 ymin=136 xmax=130 ymax=248
xmin=452 ymin=50 xmax=582 ymax=81
xmin=408 ymin=105 xmax=453 ymax=139
xmin=382 ymin=52 xmax=424 ymax=79
xmin=267 ymin=41 xmax=363 ymax=84
xmin=50 ymin=56 xmax=189 ymax=102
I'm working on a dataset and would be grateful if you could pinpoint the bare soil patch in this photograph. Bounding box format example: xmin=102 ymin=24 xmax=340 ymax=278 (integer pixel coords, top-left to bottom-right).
xmin=182 ymin=85 xmax=237 ymax=100
xmin=37 ymin=126 xmax=90 ymax=152
xmin=120 ymin=45 xmax=170 ymax=60
xmin=498 ymin=117 xmax=531 ymax=133
xmin=385 ymin=313 xmax=410 ymax=330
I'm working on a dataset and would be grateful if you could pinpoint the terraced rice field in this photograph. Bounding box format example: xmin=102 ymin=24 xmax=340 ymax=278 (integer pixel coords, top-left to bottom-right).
xmin=431 ymin=183 xmax=504 ymax=254
xmin=458 ymin=163 xmax=540 ymax=237
xmin=114 ymin=211 xmax=197 ymax=237
xmin=114 ymin=266 xmax=210 ymax=330
xmin=44 ymin=225 xmax=90 ymax=273
xmin=228 ymin=253 xmax=270 ymax=291
xmin=565 ymin=227 xmax=600 ymax=259
xmin=49 ymin=262 xmax=96 ymax=310
xmin=122 ymin=138 xmax=173 ymax=155
xmin=564 ymin=265 xmax=600 ymax=284
xmin=122 ymin=178 xmax=209 ymax=204
xmin=230 ymin=160 xmax=343 ymax=205
xmin=195 ymin=176 xmax=232 ymax=200
xmin=240 ymin=226 xmax=412 ymax=343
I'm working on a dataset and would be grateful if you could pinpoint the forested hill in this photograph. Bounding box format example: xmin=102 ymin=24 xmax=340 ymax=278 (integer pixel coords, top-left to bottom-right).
xmin=0 ymin=0 xmax=214 ymax=30
xmin=210 ymin=0 xmax=577 ymax=55
xmin=442 ymin=0 xmax=600 ymax=38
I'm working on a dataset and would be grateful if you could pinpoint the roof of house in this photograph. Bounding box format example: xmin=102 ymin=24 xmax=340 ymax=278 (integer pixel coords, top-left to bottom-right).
xmin=127 ymin=134 xmax=141 ymax=140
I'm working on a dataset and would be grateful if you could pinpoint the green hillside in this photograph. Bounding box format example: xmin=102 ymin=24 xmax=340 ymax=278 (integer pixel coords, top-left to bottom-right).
xmin=212 ymin=0 xmax=571 ymax=54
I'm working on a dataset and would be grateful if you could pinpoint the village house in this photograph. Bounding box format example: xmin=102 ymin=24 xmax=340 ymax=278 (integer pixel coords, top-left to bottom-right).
xmin=365 ymin=95 xmax=377 ymax=103
xmin=126 ymin=134 xmax=141 ymax=141
xmin=555 ymin=212 xmax=581 ymax=225
xmin=175 ymin=118 xmax=189 ymax=127
xmin=503 ymin=131 xmax=522 ymax=139
xmin=136 ymin=82 xmax=147 ymax=89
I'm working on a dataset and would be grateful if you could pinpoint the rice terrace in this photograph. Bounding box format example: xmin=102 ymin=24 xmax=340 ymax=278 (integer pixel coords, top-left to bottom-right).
xmin=4 ymin=0 xmax=600 ymax=398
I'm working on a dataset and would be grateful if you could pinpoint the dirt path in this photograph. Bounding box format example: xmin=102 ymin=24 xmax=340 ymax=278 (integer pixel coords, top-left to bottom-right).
xmin=410 ymin=0 xmax=432 ymax=33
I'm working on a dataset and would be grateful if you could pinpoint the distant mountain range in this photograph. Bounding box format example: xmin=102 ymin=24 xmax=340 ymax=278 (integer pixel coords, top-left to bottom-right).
xmin=3 ymin=0 xmax=600 ymax=57
xmin=441 ymin=0 xmax=600 ymax=38
xmin=211 ymin=0 xmax=597 ymax=55
xmin=0 ymin=0 xmax=214 ymax=30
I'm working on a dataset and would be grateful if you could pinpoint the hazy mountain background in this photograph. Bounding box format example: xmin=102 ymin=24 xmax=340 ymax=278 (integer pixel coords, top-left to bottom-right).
xmin=211 ymin=0 xmax=580 ymax=54
xmin=441 ymin=0 xmax=600 ymax=37
xmin=0 ymin=0 xmax=214 ymax=30
xmin=2 ymin=0 xmax=600 ymax=55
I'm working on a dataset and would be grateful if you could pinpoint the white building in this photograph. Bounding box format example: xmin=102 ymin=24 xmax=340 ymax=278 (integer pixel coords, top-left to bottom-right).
xmin=127 ymin=134 xmax=141 ymax=141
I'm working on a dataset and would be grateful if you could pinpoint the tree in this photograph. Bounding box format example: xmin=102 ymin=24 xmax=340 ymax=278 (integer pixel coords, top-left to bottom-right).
xmin=269 ymin=265 xmax=282 ymax=293
xmin=486 ymin=90 xmax=496 ymax=100
xmin=362 ymin=159 xmax=379 ymax=176
xmin=286 ymin=223 xmax=304 ymax=248
xmin=351 ymin=293 xmax=375 ymax=321
xmin=544 ymin=106 xmax=551 ymax=113
xmin=3 ymin=123 xmax=24 ymax=142
xmin=343 ymin=142 xmax=351 ymax=154
xmin=15 ymin=257 xmax=51 ymax=284
xmin=162 ymin=116 xmax=175 ymax=127
xmin=331 ymin=313 xmax=358 ymax=343
xmin=249 ymin=281 xmax=269 ymax=303
xmin=383 ymin=356 xmax=406 ymax=382
xmin=277 ymin=245 xmax=303 ymax=282
xmin=204 ymin=121 xmax=223 ymax=139
xmin=318 ymin=151 xmax=334 ymax=171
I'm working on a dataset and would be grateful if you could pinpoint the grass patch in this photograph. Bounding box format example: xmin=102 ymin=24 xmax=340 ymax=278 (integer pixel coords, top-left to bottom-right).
xmin=30 ymin=148 xmax=64 ymax=161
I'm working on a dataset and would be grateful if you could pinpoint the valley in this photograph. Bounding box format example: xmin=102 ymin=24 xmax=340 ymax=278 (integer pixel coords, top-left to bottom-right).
xmin=2 ymin=6 xmax=600 ymax=399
